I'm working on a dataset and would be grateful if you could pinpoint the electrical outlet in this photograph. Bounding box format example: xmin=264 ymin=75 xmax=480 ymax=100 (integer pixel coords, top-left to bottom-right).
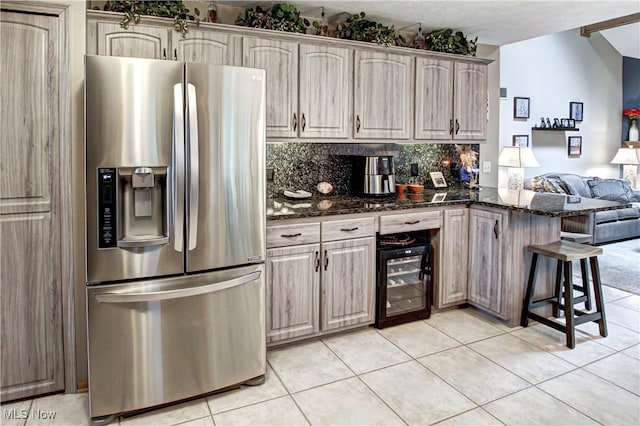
xmin=410 ymin=163 xmax=419 ymax=176
xmin=482 ymin=161 xmax=491 ymax=173
xmin=266 ymin=168 xmax=274 ymax=181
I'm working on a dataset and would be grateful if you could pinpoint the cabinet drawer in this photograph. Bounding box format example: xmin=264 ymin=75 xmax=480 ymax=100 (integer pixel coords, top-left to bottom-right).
xmin=267 ymin=223 xmax=320 ymax=248
xmin=321 ymin=217 xmax=375 ymax=241
xmin=379 ymin=211 xmax=442 ymax=234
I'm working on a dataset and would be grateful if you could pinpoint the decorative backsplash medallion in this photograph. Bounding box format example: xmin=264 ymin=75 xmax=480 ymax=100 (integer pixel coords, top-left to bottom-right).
xmin=266 ymin=142 xmax=481 ymax=197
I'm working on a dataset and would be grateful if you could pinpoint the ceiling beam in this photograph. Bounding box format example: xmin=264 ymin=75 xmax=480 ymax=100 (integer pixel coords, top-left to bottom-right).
xmin=581 ymin=13 xmax=640 ymax=37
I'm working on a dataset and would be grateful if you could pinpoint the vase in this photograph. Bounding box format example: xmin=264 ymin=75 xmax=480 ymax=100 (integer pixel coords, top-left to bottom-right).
xmin=630 ymin=119 xmax=639 ymax=142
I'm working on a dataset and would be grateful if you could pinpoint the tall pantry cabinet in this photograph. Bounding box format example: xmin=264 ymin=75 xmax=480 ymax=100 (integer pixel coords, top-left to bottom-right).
xmin=0 ymin=3 xmax=71 ymax=401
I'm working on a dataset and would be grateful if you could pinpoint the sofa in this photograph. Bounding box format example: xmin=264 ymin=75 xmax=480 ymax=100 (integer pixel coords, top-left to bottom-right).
xmin=524 ymin=173 xmax=640 ymax=244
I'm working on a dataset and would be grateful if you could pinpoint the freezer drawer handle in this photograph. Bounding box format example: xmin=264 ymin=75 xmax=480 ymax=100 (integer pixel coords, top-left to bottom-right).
xmin=93 ymin=271 xmax=261 ymax=303
xmin=117 ymin=236 xmax=169 ymax=248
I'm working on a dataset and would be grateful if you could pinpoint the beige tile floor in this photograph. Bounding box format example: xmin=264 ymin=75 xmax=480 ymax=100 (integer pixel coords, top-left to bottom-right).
xmin=2 ymin=285 xmax=639 ymax=426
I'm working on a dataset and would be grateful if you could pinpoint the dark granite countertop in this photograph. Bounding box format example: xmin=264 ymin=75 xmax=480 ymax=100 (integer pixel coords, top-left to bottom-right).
xmin=267 ymin=188 xmax=629 ymax=221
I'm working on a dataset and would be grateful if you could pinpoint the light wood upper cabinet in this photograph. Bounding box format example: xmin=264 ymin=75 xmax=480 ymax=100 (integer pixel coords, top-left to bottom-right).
xmin=415 ymin=58 xmax=454 ymax=139
xmin=415 ymin=58 xmax=487 ymax=140
xmin=468 ymin=208 xmax=507 ymax=318
xmin=266 ymin=244 xmax=320 ymax=343
xmin=354 ymin=51 xmax=413 ymax=139
xmin=173 ymin=30 xmax=241 ymax=65
xmin=299 ymin=45 xmax=353 ymax=139
xmin=95 ymin=21 xmax=169 ymax=59
xmin=454 ymin=62 xmax=488 ymax=140
xmin=437 ymin=209 xmax=469 ymax=307
xmin=1 ymin=9 xmax=65 ymax=401
xmin=243 ymin=38 xmax=299 ymax=138
xmin=321 ymin=237 xmax=375 ymax=330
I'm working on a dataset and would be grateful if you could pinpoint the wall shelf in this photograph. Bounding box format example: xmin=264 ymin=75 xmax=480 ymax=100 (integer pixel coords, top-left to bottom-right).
xmin=532 ymin=128 xmax=580 ymax=131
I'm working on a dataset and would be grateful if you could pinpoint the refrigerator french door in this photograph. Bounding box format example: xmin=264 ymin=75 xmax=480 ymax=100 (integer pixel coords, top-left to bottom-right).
xmin=84 ymin=55 xmax=266 ymax=418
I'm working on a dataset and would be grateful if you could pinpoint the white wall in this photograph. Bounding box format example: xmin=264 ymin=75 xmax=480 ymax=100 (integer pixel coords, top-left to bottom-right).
xmin=477 ymin=44 xmax=500 ymax=188
xmin=499 ymin=29 xmax=623 ymax=185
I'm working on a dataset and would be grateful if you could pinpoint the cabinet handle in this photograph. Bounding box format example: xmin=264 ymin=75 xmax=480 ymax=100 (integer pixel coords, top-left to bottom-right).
xmin=315 ymin=251 xmax=320 ymax=272
xmin=174 ymin=48 xmax=177 ymax=60
xmin=324 ymin=250 xmax=329 ymax=271
xmin=493 ymin=220 xmax=499 ymax=239
xmin=449 ymin=119 xmax=454 ymax=135
xmin=340 ymin=227 xmax=359 ymax=232
xmin=293 ymin=113 xmax=298 ymax=131
xmin=301 ymin=113 xmax=306 ymax=132
xmin=356 ymin=115 xmax=361 ymax=133
xmin=404 ymin=220 xmax=420 ymax=225
xmin=281 ymin=233 xmax=301 ymax=238
xmin=163 ymin=48 xmax=167 ymax=60
xmin=455 ymin=119 xmax=460 ymax=134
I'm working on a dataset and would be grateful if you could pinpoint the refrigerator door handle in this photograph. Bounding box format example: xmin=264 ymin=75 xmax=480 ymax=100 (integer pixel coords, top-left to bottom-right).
xmin=173 ymin=83 xmax=185 ymax=252
xmin=187 ymin=83 xmax=199 ymax=251
xmin=94 ymin=271 xmax=261 ymax=303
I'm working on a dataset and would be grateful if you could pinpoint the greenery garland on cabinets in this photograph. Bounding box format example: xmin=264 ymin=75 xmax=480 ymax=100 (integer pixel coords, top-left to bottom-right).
xmin=420 ymin=29 xmax=478 ymax=56
xmin=100 ymin=1 xmax=200 ymax=36
xmin=335 ymin=12 xmax=402 ymax=46
xmin=235 ymin=3 xmax=310 ymax=33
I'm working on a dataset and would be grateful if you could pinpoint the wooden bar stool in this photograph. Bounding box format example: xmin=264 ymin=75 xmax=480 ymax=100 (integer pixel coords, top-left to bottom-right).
xmin=521 ymin=240 xmax=607 ymax=349
xmin=560 ymin=231 xmax=594 ymax=310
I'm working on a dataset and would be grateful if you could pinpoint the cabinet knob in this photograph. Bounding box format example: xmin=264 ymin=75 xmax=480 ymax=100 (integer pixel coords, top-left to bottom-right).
xmin=324 ymin=250 xmax=329 ymax=270
xmin=293 ymin=113 xmax=298 ymax=131
xmin=163 ymin=48 xmax=167 ymax=60
xmin=315 ymin=251 xmax=320 ymax=272
xmin=340 ymin=227 xmax=359 ymax=232
xmin=301 ymin=113 xmax=306 ymax=132
xmin=404 ymin=220 xmax=420 ymax=225
xmin=449 ymin=119 xmax=454 ymax=135
xmin=493 ymin=220 xmax=499 ymax=239
xmin=174 ymin=48 xmax=177 ymax=61
xmin=281 ymin=233 xmax=301 ymax=238
xmin=455 ymin=119 xmax=460 ymax=134
xmin=356 ymin=115 xmax=361 ymax=133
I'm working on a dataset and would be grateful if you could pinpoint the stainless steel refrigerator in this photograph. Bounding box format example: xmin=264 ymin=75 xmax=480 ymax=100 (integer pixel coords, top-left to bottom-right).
xmin=84 ymin=55 xmax=266 ymax=419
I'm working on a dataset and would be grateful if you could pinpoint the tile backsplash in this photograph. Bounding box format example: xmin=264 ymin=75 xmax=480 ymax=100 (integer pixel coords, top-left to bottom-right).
xmin=266 ymin=142 xmax=480 ymax=197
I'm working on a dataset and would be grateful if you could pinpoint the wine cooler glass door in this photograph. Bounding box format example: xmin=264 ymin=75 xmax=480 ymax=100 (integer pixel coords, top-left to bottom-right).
xmin=384 ymin=253 xmax=427 ymax=316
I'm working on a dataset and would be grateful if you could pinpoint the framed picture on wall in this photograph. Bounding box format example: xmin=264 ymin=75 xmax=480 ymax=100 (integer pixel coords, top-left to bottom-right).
xmin=512 ymin=134 xmax=529 ymax=147
xmin=569 ymin=102 xmax=583 ymax=121
xmin=513 ymin=97 xmax=530 ymax=119
xmin=568 ymin=136 xmax=582 ymax=155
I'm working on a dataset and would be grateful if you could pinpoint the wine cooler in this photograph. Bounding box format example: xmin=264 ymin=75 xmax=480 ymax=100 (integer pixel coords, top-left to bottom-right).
xmin=375 ymin=233 xmax=432 ymax=328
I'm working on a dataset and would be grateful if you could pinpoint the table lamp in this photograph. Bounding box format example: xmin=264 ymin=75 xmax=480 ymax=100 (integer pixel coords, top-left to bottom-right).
xmin=498 ymin=146 xmax=540 ymax=190
xmin=610 ymin=146 xmax=640 ymax=188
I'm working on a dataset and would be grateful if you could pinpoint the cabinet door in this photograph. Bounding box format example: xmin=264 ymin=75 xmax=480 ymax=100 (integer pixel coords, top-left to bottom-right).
xmin=243 ymin=38 xmax=298 ymax=138
xmin=453 ymin=62 xmax=488 ymax=140
xmin=96 ymin=21 xmax=169 ymax=59
xmin=354 ymin=51 xmax=412 ymax=139
xmin=468 ymin=209 xmax=506 ymax=317
xmin=1 ymin=10 xmax=64 ymax=400
xmin=321 ymin=237 xmax=375 ymax=330
xmin=438 ymin=209 xmax=469 ymax=307
xmin=299 ymin=45 xmax=352 ymax=139
xmin=174 ymin=30 xmax=240 ymax=65
xmin=415 ymin=58 xmax=454 ymax=140
xmin=266 ymin=244 xmax=320 ymax=343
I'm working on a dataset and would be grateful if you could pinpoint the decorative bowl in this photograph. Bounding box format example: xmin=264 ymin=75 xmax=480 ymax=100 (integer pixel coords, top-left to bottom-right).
xmin=395 ymin=183 xmax=408 ymax=193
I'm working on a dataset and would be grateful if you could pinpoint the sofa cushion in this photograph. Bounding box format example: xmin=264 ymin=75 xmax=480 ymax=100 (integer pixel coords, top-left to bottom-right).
xmin=588 ymin=179 xmax=633 ymax=202
xmin=529 ymin=176 xmax=566 ymax=194
xmin=556 ymin=174 xmax=594 ymax=197
xmin=594 ymin=210 xmax=620 ymax=224
xmin=616 ymin=207 xmax=640 ymax=220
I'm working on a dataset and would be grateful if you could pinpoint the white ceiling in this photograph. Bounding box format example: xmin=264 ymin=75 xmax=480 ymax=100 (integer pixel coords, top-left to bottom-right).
xmin=220 ymin=0 xmax=640 ymax=50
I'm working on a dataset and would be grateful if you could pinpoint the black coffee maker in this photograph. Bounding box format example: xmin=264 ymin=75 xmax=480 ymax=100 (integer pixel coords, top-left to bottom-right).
xmin=351 ymin=156 xmax=396 ymax=196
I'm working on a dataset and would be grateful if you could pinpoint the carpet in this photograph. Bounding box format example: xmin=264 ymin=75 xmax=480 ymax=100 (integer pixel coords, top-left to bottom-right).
xmin=594 ymin=238 xmax=640 ymax=295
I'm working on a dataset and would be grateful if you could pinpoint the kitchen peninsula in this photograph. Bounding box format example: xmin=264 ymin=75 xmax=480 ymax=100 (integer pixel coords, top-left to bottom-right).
xmin=265 ymin=188 xmax=628 ymax=345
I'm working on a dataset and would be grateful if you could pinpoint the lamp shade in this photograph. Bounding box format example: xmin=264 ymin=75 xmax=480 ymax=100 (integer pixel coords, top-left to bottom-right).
xmin=498 ymin=146 xmax=540 ymax=168
xmin=610 ymin=147 xmax=640 ymax=165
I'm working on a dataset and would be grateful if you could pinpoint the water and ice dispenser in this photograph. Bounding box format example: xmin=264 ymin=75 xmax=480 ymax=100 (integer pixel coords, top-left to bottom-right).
xmin=97 ymin=167 xmax=169 ymax=249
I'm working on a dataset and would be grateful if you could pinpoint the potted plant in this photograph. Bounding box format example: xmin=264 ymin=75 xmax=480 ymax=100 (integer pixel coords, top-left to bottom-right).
xmin=235 ymin=3 xmax=309 ymax=33
xmin=335 ymin=12 xmax=401 ymax=46
xmin=100 ymin=1 xmax=200 ymax=36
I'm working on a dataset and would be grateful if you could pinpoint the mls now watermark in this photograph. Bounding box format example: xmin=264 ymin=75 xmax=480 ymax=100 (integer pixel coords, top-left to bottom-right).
xmin=4 ymin=408 xmax=57 ymax=420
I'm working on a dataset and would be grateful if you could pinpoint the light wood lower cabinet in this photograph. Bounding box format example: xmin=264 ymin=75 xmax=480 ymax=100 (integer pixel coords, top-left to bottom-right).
xmin=266 ymin=244 xmax=320 ymax=343
xmin=437 ymin=209 xmax=469 ymax=307
xmin=321 ymin=237 xmax=375 ymax=331
xmin=266 ymin=221 xmax=375 ymax=345
xmin=467 ymin=207 xmax=507 ymax=318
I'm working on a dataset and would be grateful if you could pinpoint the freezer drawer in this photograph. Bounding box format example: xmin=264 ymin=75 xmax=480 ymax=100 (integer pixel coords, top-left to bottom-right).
xmin=87 ymin=264 xmax=266 ymax=418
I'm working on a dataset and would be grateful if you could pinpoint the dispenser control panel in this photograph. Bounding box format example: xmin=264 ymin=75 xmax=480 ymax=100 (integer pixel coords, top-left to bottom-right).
xmin=98 ymin=168 xmax=117 ymax=248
